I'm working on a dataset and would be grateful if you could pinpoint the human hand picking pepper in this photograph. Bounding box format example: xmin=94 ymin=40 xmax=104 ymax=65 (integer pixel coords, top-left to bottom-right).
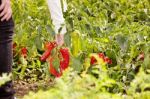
xmin=41 ymin=0 xmax=69 ymax=77
xmin=55 ymin=34 xmax=64 ymax=47
xmin=47 ymin=0 xmax=67 ymax=46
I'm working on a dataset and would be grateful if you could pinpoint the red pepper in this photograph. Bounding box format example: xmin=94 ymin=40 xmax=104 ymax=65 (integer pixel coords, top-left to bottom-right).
xmin=41 ymin=41 xmax=70 ymax=77
xmin=98 ymin=53 xmax=105 ymax=59
xmin=90 ymin=56 xmax=97 ymax=65
xmin=90 ymin=53 xmax=112 ymax=65
xmin=49 ymin=48 xmax=70 ymax=77
xmin=49 ymin=57 xmax=62 ymax=77
xmin=45 ymin=42 xmax=57 ymax=50
xmin=21 ymin=47 xmax=27 ymax=58
xmin=59 ymin=48 xmax=70 ymax=71
xmin=40 ymin=42 xmax=57 ymax=62
xmin=90 ymin=53 xmax=105 ymax=65
xmin=104 ymin=57 xmax=112 ymax=64
xmin=21 ymin=47 xmax=27 ymax=55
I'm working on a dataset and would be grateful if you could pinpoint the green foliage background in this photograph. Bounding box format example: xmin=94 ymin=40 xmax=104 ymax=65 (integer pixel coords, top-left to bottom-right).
xmin=11 ymin=0 xmax=150 ymax=98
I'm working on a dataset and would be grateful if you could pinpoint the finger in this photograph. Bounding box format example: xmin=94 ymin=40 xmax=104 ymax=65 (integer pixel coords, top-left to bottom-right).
xmin=55 ymin=35 xmax=59 ymax=43
xmin=56 ymin=39 xmax=64 ymax=46
xmin=6 ymin=8 xmax=12 ymax=21
xmin=6 ymin=12 xmax=12 ymax=21
xmin=56 ymin=39 xmax=60 ymax=45
xmin=0 ymin=5 xmax=8 ymax=17
xmin=1 ymin=14 xmax=7 ymax=21
xmin=56 ymin=39 xmax=61 ymax=46
xmin=56 ymin=34 xmax=64 ymax=46
xmin=0 ymin=3 xmax=5 ymax=11
xmin=1 ymin=11 xmax=9 ymax=21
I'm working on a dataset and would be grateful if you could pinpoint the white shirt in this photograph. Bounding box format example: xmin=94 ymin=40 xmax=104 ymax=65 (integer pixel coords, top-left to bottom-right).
xmin=47 ymin=0 xmax=67 ymax=34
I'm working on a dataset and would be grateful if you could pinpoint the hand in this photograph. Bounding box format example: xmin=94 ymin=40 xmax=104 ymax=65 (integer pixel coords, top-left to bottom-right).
xmin=55 ymin=34 xmax=64 ymax=46
xmin=0 ymin=0 xmax=12 ymax=21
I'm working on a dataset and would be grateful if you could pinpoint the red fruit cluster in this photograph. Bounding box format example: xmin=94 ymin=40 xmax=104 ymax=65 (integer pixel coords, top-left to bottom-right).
xmin=49 ymin=57 xmax=62 ymax=77
xmin=59 ymin=48 xmax=70 ymax=71
xmin=40 ymin=42 xmax=57 ymax=62
xmin=21 ymin=47 xmax=28 ymax=58
xmin=49 ymin=48 xmax=70 ymax=77
xmin=40 ymin=41 xmax=70 ymax=77
xmin=21 ymin=47 xmax=28 ymax=55
xmin=90 ymin=53 xmax=112 ymax=65
xmin=12 ymin=42 xmax=28 ymax=58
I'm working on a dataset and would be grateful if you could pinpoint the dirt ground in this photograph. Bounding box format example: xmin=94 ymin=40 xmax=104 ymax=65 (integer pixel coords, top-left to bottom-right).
xmin=14 ymin=79 xmax=54 ymax=98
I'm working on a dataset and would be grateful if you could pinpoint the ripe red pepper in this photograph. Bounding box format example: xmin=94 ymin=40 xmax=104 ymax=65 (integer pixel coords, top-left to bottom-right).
xmin=49 ymin=57 xmax=62 ymax=77
xmin=98 ymin=53 xmax=105 ymax=59
xmin=45 ymin=42 xmax=57 ymax=50
xmin=90 ymin=53 xmax=105 ymax=65
xmin=104 ymin=57 xmax=112 ymax=64
xmin=21 ymin=47 xmax=27 ymax=58
xmin=21 ymin=47 xmax=27 ymax=55
xmin=49 ymin=48 xmax=70 ymax=77
xmin=59 ymin=48 xmax=70 ymax=71
xmin=90 ymin=56 xmax=97 ymax=65
xmin=41 ymin=41 xmax=70 ymax=77
xmin=90 ymin=53 xmax=112 ymax=65
xmin=40 ymin=42 xmax=57 ymax=62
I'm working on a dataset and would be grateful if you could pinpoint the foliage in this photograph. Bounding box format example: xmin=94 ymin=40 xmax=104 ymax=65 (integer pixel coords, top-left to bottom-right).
xmin=23 ymin=67 xmax=120 ymax=99
xmin=0 ymin=74 xmax=11 ymax=86
xmin=23 ymin=67 xmax=150 ymax=99
xmin=11 ymin=0 xmax=150 ymax=98
xmin=12 ymin=0 xmax=53 ymax=80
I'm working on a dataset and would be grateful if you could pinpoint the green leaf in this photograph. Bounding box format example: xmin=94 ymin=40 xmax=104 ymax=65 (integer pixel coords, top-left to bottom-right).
xmin=71 ymin=57 xmax=83 ymax=72
xmin=116 ymin=34 xmax=129 ymax=52
xmin=52 ymin=56 xmax=60 ymax=71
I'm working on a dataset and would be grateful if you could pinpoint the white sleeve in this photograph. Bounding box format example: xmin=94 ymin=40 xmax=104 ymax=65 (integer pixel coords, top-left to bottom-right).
xmin=47 ymin=0 xmax=67 ymax=34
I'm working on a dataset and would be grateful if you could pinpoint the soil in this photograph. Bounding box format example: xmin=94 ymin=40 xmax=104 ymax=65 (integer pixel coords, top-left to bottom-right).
xmin=14 ymin=79 xmax=54 ymax=99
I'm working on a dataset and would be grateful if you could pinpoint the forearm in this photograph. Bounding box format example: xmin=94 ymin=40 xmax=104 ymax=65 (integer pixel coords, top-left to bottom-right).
xmin=47 ymin=0 xmax=67 ymax=34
